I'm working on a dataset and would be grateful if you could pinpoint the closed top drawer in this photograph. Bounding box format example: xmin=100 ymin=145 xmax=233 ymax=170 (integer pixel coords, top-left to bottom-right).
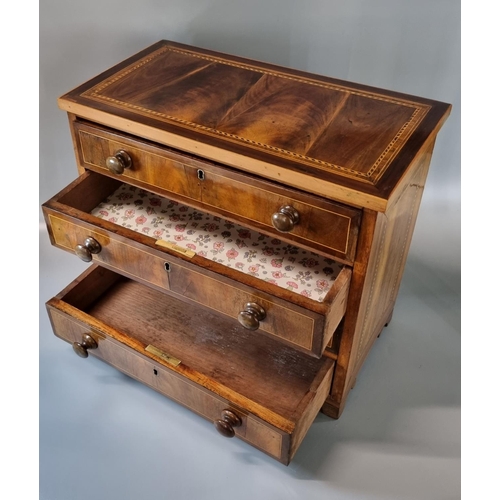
xmin=73 ymin=120 xmax=361 ymax=264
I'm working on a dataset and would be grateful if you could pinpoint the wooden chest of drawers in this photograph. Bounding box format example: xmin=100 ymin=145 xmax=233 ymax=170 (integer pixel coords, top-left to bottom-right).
xmin=42 ymin=40 xmax=450 ymax=465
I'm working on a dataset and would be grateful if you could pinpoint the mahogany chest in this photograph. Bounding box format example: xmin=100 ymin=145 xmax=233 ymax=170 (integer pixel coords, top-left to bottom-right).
xmin=42 ymin=40 xmax=451 ymax=464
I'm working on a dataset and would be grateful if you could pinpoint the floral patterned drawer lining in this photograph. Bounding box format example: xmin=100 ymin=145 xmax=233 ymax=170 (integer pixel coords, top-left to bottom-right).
xmin=91 ymin=184 xmax=343 ymax=302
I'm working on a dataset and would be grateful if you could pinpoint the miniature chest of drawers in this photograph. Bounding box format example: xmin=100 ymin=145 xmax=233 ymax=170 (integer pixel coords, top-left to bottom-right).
xmin=43 ymin=40 xmax=450 ymax=465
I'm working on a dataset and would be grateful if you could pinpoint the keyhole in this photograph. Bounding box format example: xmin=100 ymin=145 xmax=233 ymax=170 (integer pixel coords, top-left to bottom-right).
xmin=164 ymin=262 xmax=171 ymax=272
xmin=153 ymin=368 xmax=158 ymax=376
xmin=197 ymin=169 xmax=205 ymax=181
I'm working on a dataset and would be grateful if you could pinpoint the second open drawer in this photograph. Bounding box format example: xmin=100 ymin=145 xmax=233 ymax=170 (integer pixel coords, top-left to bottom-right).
xmin=42 ymin=170 xmax=351 ymax=357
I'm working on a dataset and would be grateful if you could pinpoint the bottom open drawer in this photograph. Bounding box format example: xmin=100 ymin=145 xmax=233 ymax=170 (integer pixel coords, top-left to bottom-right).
xmin=46 ymin=265 xmax=334 ymax=465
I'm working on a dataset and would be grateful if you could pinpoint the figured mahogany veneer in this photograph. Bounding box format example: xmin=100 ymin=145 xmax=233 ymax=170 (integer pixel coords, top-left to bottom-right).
xmin=73 ymin=120 xmax=361 ymax=264
xmin=44 ymin=40 xmax=451 ymax=463
xmin=59 ymin=40 xmax=450 ymax=211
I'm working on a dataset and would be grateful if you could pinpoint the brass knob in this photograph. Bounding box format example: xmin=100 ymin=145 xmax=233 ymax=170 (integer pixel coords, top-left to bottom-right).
xmin=105 ymin=150 xmax=132 ymax=175
xmin=214 ymin=409 xmax=242 ymax=438
xmin=75 ymin=237 xmax=101 ymax=262
xmin=237 ymin=303 xmax=266 ymax=331
xmin=72 ymin=333 xmax=98 ymax=358
xmin=271 ymin=205 xmax=300 ymax=232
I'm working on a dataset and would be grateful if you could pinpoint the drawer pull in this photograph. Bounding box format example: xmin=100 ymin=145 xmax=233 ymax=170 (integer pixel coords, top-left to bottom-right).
xmin=214 ymin=409 xmax=242 ymax=438
xmin=72 ymin=333 xmax=98 ymax=358
xmin=105 ymin=150 xmax=132 ymax=175
xmin=272 ymin=205 xmax=300 ymax=232
xmin=75 ymin=237 xmax=101 ymax=262
xmin=237 ymin=302 xmax=266 ymax=330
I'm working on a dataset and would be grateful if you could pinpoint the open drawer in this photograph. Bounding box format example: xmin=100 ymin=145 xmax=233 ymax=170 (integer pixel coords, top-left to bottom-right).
xmin=46 ymin=265 xmax=335 ymax=465
xmin=42 ymin=171 xmax=351 ymax=357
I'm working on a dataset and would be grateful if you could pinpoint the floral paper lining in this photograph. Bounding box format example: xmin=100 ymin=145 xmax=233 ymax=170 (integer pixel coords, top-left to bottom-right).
xmin=91 ymin=184 xmax=343 ymax=302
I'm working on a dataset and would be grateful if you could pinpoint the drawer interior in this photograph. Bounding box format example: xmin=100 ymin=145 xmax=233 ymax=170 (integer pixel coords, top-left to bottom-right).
xmin=91 ymin=182 xmax=343 ymax=302
xmin=52 ymin=266 xmax=334 ymax=425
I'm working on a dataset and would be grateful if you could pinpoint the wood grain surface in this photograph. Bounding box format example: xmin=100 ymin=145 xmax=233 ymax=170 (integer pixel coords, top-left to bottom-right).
xmin=59 ymin=40 xmax=451 ymax=210
xmin=46 ymin=40 xmax=453 ymax=461
xmin=322 ymin=138 xmax=436 ymax=418
xmin=47 ymin=265 xmax=335 ymax=464
xmin=74 ymin=120 xmax=361 ymax=263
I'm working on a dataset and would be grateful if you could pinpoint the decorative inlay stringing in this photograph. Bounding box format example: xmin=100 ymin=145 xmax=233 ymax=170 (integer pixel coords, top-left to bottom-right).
xmin=91 ymin=184 xmax=344 ymax=302
xmin=81 ymin=45 xmax=431 ymax=185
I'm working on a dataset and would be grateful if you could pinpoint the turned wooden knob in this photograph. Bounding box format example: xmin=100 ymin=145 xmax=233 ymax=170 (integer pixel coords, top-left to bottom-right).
xmin=237 ymin=303 xmax=266 ymax=330
xmin=214 ymin=409 xmax=242 ymax=438
xmin=105 ymin=150 xmax=132 ymax=175
xmin=75 ymin=237 xmax=101 ymax=262
xmin=271 ymin=205 xmax=300 ymax=232
xmin=72 ymin=333 xmax=98 ymax=358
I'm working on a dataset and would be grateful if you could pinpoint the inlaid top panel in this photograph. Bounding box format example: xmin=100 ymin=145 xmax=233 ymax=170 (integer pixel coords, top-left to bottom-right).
xmin=59 ymin=41 xmax=451 ymax=210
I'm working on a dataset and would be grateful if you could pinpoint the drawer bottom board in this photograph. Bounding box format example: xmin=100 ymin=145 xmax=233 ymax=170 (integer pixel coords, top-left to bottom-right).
xmin=46 ymin=265 xmax=334 ymax=464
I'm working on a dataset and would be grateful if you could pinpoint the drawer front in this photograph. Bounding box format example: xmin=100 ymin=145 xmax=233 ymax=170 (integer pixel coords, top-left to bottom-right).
xmin=45 ymin=208 xmax=327 ymax=356
xmin=47 ymin=306 xmax=287 ymax=462
xmin=74 ymin=121 xmax=361 ymax=263
xmin=168 ymin=262 xmax=323 ymax=352
xmin=45 ymin=212 xmax=171 ymax=292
